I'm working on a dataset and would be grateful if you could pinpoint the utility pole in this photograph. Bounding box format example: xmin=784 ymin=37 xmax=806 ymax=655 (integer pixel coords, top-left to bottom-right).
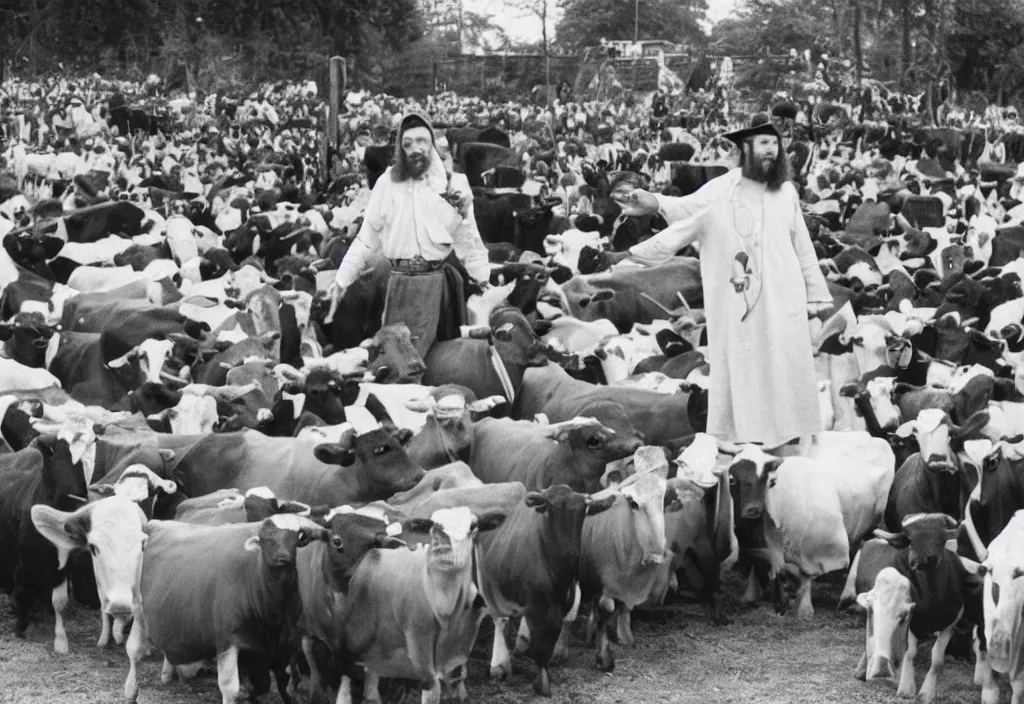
xmin=634 ymin=0 xmax=639 ymax=43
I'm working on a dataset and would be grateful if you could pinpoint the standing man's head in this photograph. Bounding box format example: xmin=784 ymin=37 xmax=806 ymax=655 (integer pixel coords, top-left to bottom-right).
xmin=725 ymin=115 xmax=792 ymax=191
xmin=392 ymin=112 xmax=436 ymax=182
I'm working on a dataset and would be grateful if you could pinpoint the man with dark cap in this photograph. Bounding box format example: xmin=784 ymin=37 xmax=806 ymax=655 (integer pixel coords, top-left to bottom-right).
xmin=325 ymin=111 xmax=490 ymax=357
xmin=605 ymin=115 xmax=833 ymax=450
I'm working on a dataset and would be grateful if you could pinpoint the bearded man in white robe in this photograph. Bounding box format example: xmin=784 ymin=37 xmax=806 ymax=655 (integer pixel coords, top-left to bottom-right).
xmin=609 ymin=116 xmax=833 ymax=450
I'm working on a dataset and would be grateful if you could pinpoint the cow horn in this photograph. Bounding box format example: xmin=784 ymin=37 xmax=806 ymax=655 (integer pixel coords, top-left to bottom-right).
xmin=273 ymin=363 xmax=307 ymax=383
xmin=159 ymin=370 xmax=188 ymax=388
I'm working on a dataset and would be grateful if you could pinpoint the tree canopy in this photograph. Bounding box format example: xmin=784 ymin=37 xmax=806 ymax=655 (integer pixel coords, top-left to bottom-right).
xmin=555 ymin=0 xmax=709 ymax=51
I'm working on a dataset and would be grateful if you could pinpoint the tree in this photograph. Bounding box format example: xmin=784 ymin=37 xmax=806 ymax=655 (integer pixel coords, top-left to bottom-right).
xmin=509 ymin=0 xmax=556 ymax=105
xmin=556 ymin=0 xmax=708 ymax=50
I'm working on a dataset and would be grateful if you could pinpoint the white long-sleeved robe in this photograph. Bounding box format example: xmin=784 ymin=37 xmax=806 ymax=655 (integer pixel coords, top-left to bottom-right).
xmin=629 ymin=169 xmax=832 ymax=447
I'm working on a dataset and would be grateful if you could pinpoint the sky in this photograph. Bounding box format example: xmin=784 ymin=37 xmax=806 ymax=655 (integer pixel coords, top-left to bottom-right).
xmin=465 ymin=0 xmax=741 ymax=44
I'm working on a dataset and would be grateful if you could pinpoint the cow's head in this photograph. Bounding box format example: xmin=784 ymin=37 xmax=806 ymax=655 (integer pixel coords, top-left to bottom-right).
xmin=243 ymin=513 xmax=330 ymax=569
xmin=361 ymin=324 xmax=426 ymax=384
xmin=490 ymin=306 xmax=549 ymax=368
xmin=319 ymin=506 xmax=407 ymax=591
xmin=616 ymin=471 xmax=669 ymax=566
xmin=728 ymin=445 xmax=783 ymax=520
xmin=524 ymin=484 xmax=615 ymax=563
xmin=840 ymin=376 xmax=902 ymax=431
xmin=894 ymin=408 xmax=990 ymax=470
xmin=148 ymin=393 xmax=218 ymax=435
xmin=32 ymin=496 xmax=148 ymax=624
xmin=407 ymin=506 xmax=506 ymax=573
xmin=875 ymin=512 xmax=959 ymax=573
xmin=106 ymin=337 xmax=175 ymax=386
xmin=0 ymin=312 xmax=60 ymax=368
xmin=314 ymin=427 xmax=425 ymax=496
xmin=977 ymin=532 xmax=1024 ymax=671
xmin=542 ymin=416 xmax=642 ymax=492
xmin=405 ymin=385 xmax=504 ymax=464
xmin=88 ymin=463 xmax=177 ymax=520
xmin=126 ymin=382 xmax=183 ymax=418
xmin=855 ymin=565 xmax=913 ymax=680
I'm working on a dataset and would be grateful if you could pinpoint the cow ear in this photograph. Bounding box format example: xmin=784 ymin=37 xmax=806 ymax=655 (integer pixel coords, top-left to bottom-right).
xmin=592 ymin=289 xmax=614 ymax=302
xmin=524 ymin=492 xmax=548 ymax=512
xmin=314 ymin=443 xmax=355 ymax=467
xmin=391 ymin=428 xmax=414 ymax=446
xmin=586 ymin=494 xmax=616 ymax=515
xmin=375 ymin=535 xmax=406 ymax=550
xmin=817 ymin=333 xmax=854 ymax=356
xmin=493 ymin=323 xmax=515 ymax=341
xmin=31 ymin=505 xmax=86 ymax=568
xmin=838 ymin=382 xmax=863 ymax=398
xmin=855 ymin=591 xmax=875 ymax=610
xmin=531 ymin=320 xmax=554 ymax=336
xmin=953 ymin=410 xmax=991 ymax=441
xmin=476 ymin=511 xmax=507 ymax=532
xmin=872 ymin=528 xmax=910 ymax=549
xmin=894 ymin=420 xmax=918 ymax=438
xmin=243 ymin=536 xmax=261 ymax=552
xmin=0 ymin=325 xmax=14 ymax=342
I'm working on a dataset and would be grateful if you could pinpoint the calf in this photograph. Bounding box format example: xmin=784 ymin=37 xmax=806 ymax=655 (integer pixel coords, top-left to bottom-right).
xmin=338 ymin=507 xmax=507 ymax=704
xmin=478 ymin=485 xmax=615 ymax=695
xmin=851 ymin=514 xmax=982 ymax=704
xmin=976 ymin=509 xmax=1024 ymax=704
xmin=124 ymin=514 xmax=330 ymax=704
xmin=31 ymin=495 xmax=148 ymax=653
xmin=729 ymin=445 xmax=850 ymax=618
xmin=0 ymin=437 xmax=87 ymax=642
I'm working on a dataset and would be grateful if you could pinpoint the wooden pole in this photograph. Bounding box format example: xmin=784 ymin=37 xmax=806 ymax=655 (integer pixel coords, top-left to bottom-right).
xmin=324 ymin=56 xmax=345 ymax=182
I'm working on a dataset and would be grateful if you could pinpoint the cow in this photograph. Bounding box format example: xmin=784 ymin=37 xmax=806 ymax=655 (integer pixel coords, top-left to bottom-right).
xmin=31 ymin=494 xmax=149 ymax=653
xmin=848 ymin=514 xmax=983 ymax=704
xmin=461 ymin=142 xmax=520 ymax=189
xmin=517 ymin=362 xmax=701 ymax=444
xmin=166 ymin=427 xmax=425 ymax=507
xmin=478 ymin=485 xmax=616 ymax=695
xmin=424 ymin=307 xmax=549 ymax=404
xmin=123 ymin=514 xmax=330 ymax=704
xmin=886 ymin=408 xmax=991 ymax=529
xmin=471 ymin=416 xmax=641 ymax=493
xmin=0 ymin=437 xmax=87 ymax=643
xmin=335 ymin=507 xmax=508 ymax=704
xmin=572 ymin=471 xmax=669 ymax=671
xmin=294 ymin=506 xmax=410 ymax=704
xmin=728 ymin=444 xmax=850 ymax=618
xmin=975 ymin=509 xmax=1024 ymax=704
xmin=403 ymin=386 xmax=506 ymax=469
xmin=960 ymin=439 xmax=1024 ymax=562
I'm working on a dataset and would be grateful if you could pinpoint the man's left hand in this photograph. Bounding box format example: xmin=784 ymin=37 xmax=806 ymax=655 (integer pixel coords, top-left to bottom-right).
xmin=807 ymin=301 xmax=833 ymax=319
xmin=455 ymin=191 xmax=472 ymax=217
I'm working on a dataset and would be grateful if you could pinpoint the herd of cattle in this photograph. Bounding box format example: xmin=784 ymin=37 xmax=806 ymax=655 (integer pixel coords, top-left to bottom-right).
xmin=5 ymin=79 xmax=1024 ymax=704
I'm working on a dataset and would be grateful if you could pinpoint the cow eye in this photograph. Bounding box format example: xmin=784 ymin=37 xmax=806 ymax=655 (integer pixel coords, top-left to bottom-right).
xmin=330 ymin=536 xmax=344 ymax=551
xmin=373 ymin=445 xmax=389 ymax=456
xmin=586 ymin=435 xmax=603 ymax=448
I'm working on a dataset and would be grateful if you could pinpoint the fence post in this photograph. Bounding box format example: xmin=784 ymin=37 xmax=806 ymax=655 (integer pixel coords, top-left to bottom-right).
xmin=321 ymin=55 xmax=345 ymax=184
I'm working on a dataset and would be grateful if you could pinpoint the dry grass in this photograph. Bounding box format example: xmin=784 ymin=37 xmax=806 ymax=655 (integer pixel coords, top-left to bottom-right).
xmin=0 ymin=573 xmax=987 ymax=704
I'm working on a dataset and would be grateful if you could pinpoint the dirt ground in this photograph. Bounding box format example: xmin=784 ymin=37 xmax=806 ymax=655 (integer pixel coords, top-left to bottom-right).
xmin=0 ymin=574 xmax=987 ymax=704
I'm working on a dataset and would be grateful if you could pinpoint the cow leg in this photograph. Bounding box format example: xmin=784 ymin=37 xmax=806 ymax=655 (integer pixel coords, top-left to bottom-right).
xmin=524 ymin=609 xmax=563 ymax=697
xmin=595 ymin=597 xmax=616 ymax=672
xmin=1012 ymin=677 xmax=1024 ymax=704
xmin=98 ymin=612 xmax=112 ymax=649
xmin=303 ymin=636 xmax=331 ymax=704
xmin=839 ymin=548 xmax=862 ymax=610
xmin=12 ymin=565 xmax=38 ymax=637
xmin=742 ymin=570 xmax=761 ymax=605
xmin=161 ymin=657 xmax=175 ymax=684
xmin=420 ymin=677 xmax=441 ymax=704
xmin=364 ymin=670 xmax=383 ymax=704
xmin=515 ymin=618 xmax=531 ymax=654
xmin=551 ymin=623 xmax=571 ymax=664
xmin=51 ymin=580 xmax=70 ymax=654
xmin=113 ymin=616 xmax=128 ymax=645
xmin=897 ymin=630 xmax=918 ymax=698
xmin=124 ymin=613 xmax=146 ymax=703
xmin=216 ymin=645 xmax=242 ymax=704
xmin=489 ymin=617 xmax=513 ymax=680
xmin=794 ymin=577 xmax=814 ymax=620
xmin=616 ymin=606 xmax=635 ymax=647
xmin=335 ymin=675 xmax=353 ymax=704
xmin=854 ymin=651 xmax=868 ymax=681
xmin=917 ymin=623 xmax=954 ymax=704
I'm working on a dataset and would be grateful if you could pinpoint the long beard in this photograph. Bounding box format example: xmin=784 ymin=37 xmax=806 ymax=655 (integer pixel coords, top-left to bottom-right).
xmin=406 ymin=154 xmax=430 ymax=178
xmin=742 ymin=155 xmax=776 ymax=184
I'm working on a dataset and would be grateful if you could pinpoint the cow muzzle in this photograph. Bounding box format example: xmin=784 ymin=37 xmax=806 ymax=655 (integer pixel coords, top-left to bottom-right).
xmin=741 ymin=504 xmax=764 ymax=520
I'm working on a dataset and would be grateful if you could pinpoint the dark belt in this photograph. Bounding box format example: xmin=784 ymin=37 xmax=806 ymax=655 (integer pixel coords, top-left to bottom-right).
xmin=389 ymin=256 xmax=444 ymax=275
